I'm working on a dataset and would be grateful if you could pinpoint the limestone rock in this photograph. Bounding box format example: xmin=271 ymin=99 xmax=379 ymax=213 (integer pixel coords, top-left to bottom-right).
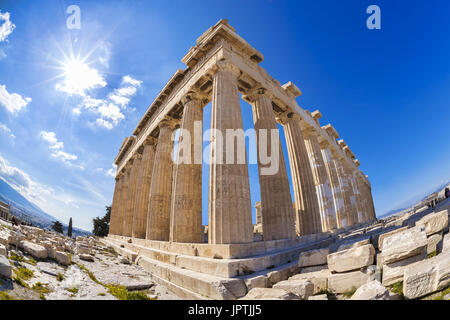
xmin=415 ymin=209 xmax=448 ymax=236
xmin=289 ymin=269 xmax=331 ymax=294
xmin=442 ymin=233 xmax=450 ymax=252
xmin=242 ymin=287 xmax=298 ymax=300
xmin=381 ymin=251 xmax=427 ymax=286
xmin=79 ymin=254 xmax=95 ymax=262
xmin=300 ymin=264 xmax=327 ymax=273
xmin=327 ymin=244 xmax=375 ymax=273
xmin=328 ymin=270 xmax=370 ymax=293
xmin=377 ymin=226 xmax=408 ymax=251
xmin=350 ymin=280 xmax=389 ymax=300
xmin=21 ymin=240 xmax=47 ymax=259
xmin=337 ymin=238 xmax=370 ymax=252
xmin=245 ymin=275 xmax=269 ymax=291
xmin=403 ymin=251 xmax=450 ymax=299
xmin=272 ymin=279 xmax=314 ymax=299
xmin=0 ymin=243 xmax=7 ymax=256
xmin=0 ymin=254 xmax=11 ymax=278
xmin=308 ymin=294 xmax=328 ymax=300
xmin=379 ymin=226 xmax=427 ymax=265
xmin=298 ymin=248 xmax=329 ymax=268
xmin=55 ymin=251 xmax=71 ymax=266
xmin=427 ymin=232 xmax=442 ymax=255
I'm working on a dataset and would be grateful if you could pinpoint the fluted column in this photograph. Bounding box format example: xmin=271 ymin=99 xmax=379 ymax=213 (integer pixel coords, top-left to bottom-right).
xmin=320 ymin=143 xmax=347 ymax=229
xmin=208 ymin=60 xmax=253 ymax=244
xmin=247 ymin=88 xmax=295 ymax=240
xmin=108 ymin=176 xmax=121 ymax=235
xmin=132 ymin=138 xmax=156 ymax=239
xmin=280 ymin=113 xmax=322 ymax=235
xmin=350 ymin=171 xmax=364 ymax=223
xmin=303 ymin=128 xmax=337 ymax=231
xmin=122 ymin=154 xmax=142 ymax=237
xmin=365 ymin=179 xmax=376 ymax=220
xmin=170 ymin=93 xmax=203 ymax=243
xmin=335 ymin=157 xmax=358 ymax=226
xmin=146 ymin=120 xmax=176 ymax=241
xmin=355 ymin=173 xmax=370 ymax=222
xmin=117 ymin=166 xmax=130 ymax=236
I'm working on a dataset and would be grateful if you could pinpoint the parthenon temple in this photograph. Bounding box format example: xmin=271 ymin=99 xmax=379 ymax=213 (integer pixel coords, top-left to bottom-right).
xmin=106 ymin=19 xmax=377 ymax=299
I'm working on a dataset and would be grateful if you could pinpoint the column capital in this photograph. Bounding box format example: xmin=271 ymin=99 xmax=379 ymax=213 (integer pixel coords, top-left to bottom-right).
xmin=181 ymin=89 xmax=208 ymax=105
xmin=144 ymin=135 xmax=157 ymax=146
xmin=242 ymin=86 xmax=272 ymax=103
xmin=159 ymin=116 xmax=178 ymax=130
xmin=213 ymin=59 xmax=241 ymax=77
xmin=275 ymin=111 xmax=301 ymax=125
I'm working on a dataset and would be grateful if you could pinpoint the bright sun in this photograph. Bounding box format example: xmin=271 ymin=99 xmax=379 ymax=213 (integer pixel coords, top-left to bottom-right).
xmin=58 ymin=58 xmax=106 ymax=95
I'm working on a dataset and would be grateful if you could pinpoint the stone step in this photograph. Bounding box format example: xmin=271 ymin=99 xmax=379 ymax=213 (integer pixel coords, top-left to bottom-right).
xmin=102 ymin=235 xmax=333 ymax=278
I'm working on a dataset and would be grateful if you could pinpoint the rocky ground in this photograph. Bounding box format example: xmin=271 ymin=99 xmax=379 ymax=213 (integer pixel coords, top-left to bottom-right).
xmin=1 ymin=198 xmax=449 ymax=300
xmin=239 ymin=198 xmax=450 ymax=300
xmin=0 ymin=220 xmax=180 ymax=300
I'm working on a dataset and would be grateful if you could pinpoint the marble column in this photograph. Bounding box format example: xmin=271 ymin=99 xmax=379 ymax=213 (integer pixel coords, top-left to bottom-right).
xmin=208 ymin=60 xmax=253 ymax=244
xmin=146 ymin=121 xmax=176 ymax=241
xmin=170 ymin=94 xmax=203 ymax=243
xmin=132 ymin=138 xmax=156 ymax=239
xmin=280 ymin=113 xmax=322 ymax=235
xmin=320 ymin=143 xmax=347 ymax=229
xmin=247 ymin=88 xmax=295 ymax=240
xmin=365 ymin=179 xmax=376 ymax=220
xmin=255 ymin=201 xmax=262 ymax=224
xmin=117 ymin=166 xmax=130 ymax=236
xmin=355 ymin=173 xmax=369 ymax=222
xmin=303 ymin=128 xmax=337 ymax=231
xmin=108 ymin=176 xmax=121 ymax=235
xmin=348 ymin=170 xmax=363 ymax=223
xmin=335 ymin=158 xmax=358 ymax=226
xmin=122 ymin=154 xmax=142 ymax=237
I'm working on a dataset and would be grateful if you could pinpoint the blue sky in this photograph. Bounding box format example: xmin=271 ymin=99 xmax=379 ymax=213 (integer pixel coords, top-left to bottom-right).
xmin=0 ymin=0 xmax=449 ymax=231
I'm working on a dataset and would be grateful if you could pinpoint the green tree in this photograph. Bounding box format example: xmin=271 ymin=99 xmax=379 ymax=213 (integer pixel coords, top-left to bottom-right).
xmin=68 ymin=217 xmax=73 ymax=238
xmin=51 ymin=221 xmax=63 ymax=234
xmin=92 ymin=206 xmax=111 ymax=237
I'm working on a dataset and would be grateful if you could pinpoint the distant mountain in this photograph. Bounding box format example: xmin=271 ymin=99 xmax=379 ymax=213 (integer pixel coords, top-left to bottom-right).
xmin=380 ymin=180 xmax=450 ymax=219
xmin=0 ymin=178 xmax=91 ymax=237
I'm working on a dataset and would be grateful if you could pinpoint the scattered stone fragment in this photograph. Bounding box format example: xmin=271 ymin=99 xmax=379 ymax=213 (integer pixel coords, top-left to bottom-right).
xmin=0 ymin=254 xmax=12 ymax=278
xmin=415 ymin=209 xmax=448 ymax=236
xmin=327 ymin=244 xmax=375 ymax=273
xmin=21 ymin=240 xmax=48 ymax=260
xmin=350 ymin=280 xmax=390 ymax=300
xmin=242 ymin=288 xmax=298 ymax=300
xmin=272 ymin=279 xmax=314 ymax=299
xmin=298 ymin=248 xmax=329 ymax=268
xmin=55 ymin=251 xmax=71 ymax=266
xmin=308 ymin=294 xmax=328 ymax=300
xmin=327 ymin=270 xmax=370 ymax=294
xmin=379 ymin=226 xmax=427 ymax=265
xmin=79 ymin=254 xmax=95 ymax=262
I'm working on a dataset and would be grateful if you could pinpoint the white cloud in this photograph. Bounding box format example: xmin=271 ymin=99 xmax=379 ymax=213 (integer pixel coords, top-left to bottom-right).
xmin=0 ymin=154 xmax=52 ymax=205
xmin=0 ymin=123 xmax=15 ymax=139
xmin=122 ymin=75 xmax=142 ymax=87
xmin=39 ymin=131 xmax=82 ymax=169
xmin=108 ymin=94 xmax=129 ymax=107
xmin=0 ymin=11 xmax=15 ymax=42
xmin=0 ymin=84 xmax=32 ymax=114
xmin=76 ymin=75 xmax=142 ymax=130
xmin=72 ymin=107 xmax=81 ymax=116
xmin=97 ymin=164 xmax=116 ymax=178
